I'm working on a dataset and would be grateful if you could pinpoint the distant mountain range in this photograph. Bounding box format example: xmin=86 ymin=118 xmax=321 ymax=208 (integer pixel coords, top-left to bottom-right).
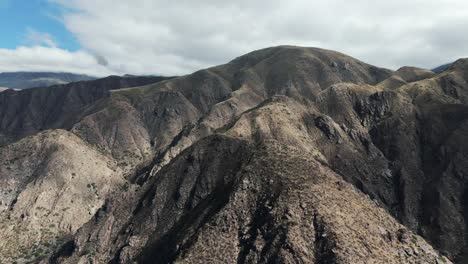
xmin=0 ymin=72 xmax=96 ymax=89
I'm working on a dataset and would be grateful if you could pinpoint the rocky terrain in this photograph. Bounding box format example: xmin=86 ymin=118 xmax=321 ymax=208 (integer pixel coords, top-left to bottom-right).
xmin=0 ymin=75 xmax=173 ymax=146
xmin=0 ymin=45 xmax=466 ymax=263
xmin=0 ymin=72 xmax=96 ymax=90
xmin=0 ymin=130 xmax=125 ymax=262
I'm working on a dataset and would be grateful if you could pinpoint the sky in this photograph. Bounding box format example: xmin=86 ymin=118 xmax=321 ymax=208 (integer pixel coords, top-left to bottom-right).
xmin=0 ymin=0 xmax=467 ymax=77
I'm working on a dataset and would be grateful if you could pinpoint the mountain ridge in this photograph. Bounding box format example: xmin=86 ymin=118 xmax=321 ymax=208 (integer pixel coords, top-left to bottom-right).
xmin=0 ymin=46 xmax=467 ymax=263
xmin=0 ymin=74 xmax=174 ymax=147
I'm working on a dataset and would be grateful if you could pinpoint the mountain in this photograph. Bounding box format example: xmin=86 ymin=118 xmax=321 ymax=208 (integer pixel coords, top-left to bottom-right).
xmin=0 ymin=72 xmax=97 ymax=89
xmin=0 ymin=74 xmax=174 ymax=146
xmin=1 ymin=45 xmax=466 ymax=263
xmin=432 ymin=63 xmax=453 ymax=73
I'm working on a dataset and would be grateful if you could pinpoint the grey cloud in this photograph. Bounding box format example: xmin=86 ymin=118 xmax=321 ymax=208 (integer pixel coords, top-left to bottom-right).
xmin=94 ymin=54 xmax=109 ymax=66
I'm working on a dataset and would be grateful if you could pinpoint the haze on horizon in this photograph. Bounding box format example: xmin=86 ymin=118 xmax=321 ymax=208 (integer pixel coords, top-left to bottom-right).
xmin=0 ymin=0 xmax=467 ymax=76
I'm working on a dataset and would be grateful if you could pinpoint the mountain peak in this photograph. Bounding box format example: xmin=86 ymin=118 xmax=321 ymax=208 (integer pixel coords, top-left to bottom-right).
xmin=450 ymin=58 xmax=468 ymax=71
xmin=394 ymin=66 xmax=435 ymax=82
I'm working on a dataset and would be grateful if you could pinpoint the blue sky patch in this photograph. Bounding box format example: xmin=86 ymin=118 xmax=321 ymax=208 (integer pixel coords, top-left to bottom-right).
xmin=0 ymin=0 xmax=80 ymax=50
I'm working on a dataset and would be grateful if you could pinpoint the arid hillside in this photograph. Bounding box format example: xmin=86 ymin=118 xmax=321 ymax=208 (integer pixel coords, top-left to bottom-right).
xmin=1 ymin=46 xmax=467 ymax=263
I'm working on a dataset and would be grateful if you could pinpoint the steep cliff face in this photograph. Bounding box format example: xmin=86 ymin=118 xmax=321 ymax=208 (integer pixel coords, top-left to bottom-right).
xmin=0 ymin=46 xmax=467 ymax=263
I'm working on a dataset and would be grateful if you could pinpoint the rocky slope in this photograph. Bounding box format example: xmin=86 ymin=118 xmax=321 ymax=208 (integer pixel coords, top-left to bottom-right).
xmin=69 ymin=46 xmax=392 ymax=176
xmin=0 ymin=75 xmax=172 ymax=146
xmin=0 ymin=45 xmax=467 ymax=263
xmin=53 ymin=135 xmax=448 ymax=264
xmin=0 ymin=130 xmax=126 ymax=262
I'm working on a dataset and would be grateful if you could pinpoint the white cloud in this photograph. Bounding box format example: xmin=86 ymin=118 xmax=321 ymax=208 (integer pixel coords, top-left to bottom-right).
xmin=24 ymin=28 xmax=58 ymax=48
xmin=0 ymin=28 xmax=115 ymax=76
xmin=47 ymin=0 xmax=468 ymax=75
xmin=0 ymin=46 xmax=114 ymax=76
xmin=4 ymin=0 xmax=468 ymax=76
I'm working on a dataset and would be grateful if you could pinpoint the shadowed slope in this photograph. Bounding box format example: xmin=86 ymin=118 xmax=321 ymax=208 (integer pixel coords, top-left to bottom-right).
xmin=0 ymin=75 xmax=172 ymax=146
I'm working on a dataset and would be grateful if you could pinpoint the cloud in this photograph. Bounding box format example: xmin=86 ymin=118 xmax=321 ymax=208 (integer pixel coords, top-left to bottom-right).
xmin=4 ymin=1 xmax=468 ymax=76
xmin=93 ymin=54 xmax=108 ymax=66
xmin=24 ymin=28 xmax=58 ymax=48
xmin=0 ymin=46 xmax=114 ymax=76
xmin=0 ymin=28 xmax=115 ymax=76
xmin=46 ymin=0 xmax=468 ymax=75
